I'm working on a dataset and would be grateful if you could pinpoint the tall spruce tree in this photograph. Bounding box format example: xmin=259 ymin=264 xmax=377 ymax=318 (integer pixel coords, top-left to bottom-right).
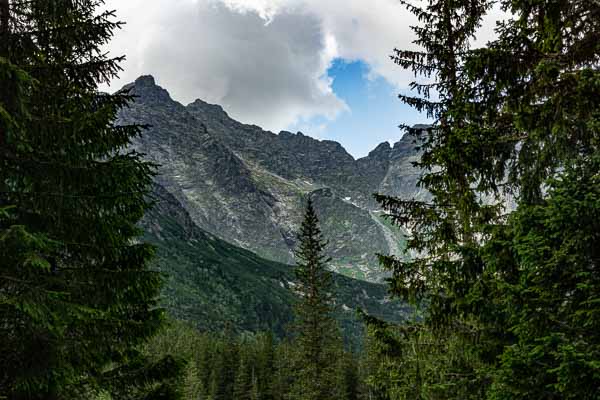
xmin=290 ymin=198 xmax=340 ymax=400
xmin=369 ymin=0 xmax=599 ymax=398
xmin=486 ymin=156 xmax=600 ymax=399
xmin=468 ymin=1 xmax=600 ymax=397
xmin=371 ymin=0 xmax=496 ymax=397
xmin=0 ymin=1 xmax=164 ymax=398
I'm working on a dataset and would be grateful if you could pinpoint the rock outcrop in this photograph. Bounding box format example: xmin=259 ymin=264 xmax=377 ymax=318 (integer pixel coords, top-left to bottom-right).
xmin=118 ymin=75 xmax=426 ymax=281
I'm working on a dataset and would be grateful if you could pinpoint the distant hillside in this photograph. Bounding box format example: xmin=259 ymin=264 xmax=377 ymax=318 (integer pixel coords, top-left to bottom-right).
xmin=142 ymin=184 xmax=410 ymax=339
xmin=119 ymin=75 xmax=427 ymax=281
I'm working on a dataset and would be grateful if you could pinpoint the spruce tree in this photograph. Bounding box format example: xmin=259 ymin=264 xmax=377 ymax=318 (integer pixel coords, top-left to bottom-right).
xmin=0 ymin=1 xmax=163 ymax=397
xmin=370 ymin=0 xmax=496 ymax=396
xmin=255 ymin=332 xmax=276 ymax=400
xmin=234 ymin=350 xmax=253 ymax=400
xmin=487 ymin=156 xmax=600 ymax=399
xmin=271 ymin=340 xmax=295 ymax=400
xmin=471 ymin=2 xmax=599 ymax=397
xmin=290 ymin=198 xmax=340 ymax=400
xmin=376 ymin=0 xmax=494 ymax=322
xmin=370 ymin=0 xmax=599 ymax=398
xmin=208 ymin=334 xmax=239 ymax=400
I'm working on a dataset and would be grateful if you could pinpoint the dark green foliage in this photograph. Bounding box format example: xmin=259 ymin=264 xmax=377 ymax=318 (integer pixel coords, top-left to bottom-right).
xmin=0 ymin=0 xmax=163 ymax=397
xmin=138 ymin=320 xmax=310 ymax=400
xmin=361 ymin=312 xmax=489 ymax=400
xmin=99 ymin=354 xmax=186 ymax=400
xmin=290 ymin=199 xmax=343 ymax=400
xmin=233 ymin=352 xmax=254 ymax=400
xmin=207 ymin=335 xmax=239 ymax=400
xmin=369 ymin=0 xmax=599 ymax=398
xmin=487 ymin=156 xmax=600 ymax=399
xmin=142 ymin=184 xmax=410 ymax=339
xmin=144 ymin=319 xmax=365 ymax=400
xmin=332 ymin=351 xmax=360 ymax=400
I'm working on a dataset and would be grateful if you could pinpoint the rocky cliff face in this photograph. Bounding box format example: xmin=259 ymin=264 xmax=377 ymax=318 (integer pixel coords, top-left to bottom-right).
xmin=118 ymin=75 xmax=425 ymax=281
xmin=141 ymin=183 xmax=410 ymax=337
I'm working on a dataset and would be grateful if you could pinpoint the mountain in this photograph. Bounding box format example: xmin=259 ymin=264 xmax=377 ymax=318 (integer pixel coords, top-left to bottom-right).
xmin=118 ymin=75 xmax=426 ymax=281
xmin=142 ymin=183 xmax=410 ymax=338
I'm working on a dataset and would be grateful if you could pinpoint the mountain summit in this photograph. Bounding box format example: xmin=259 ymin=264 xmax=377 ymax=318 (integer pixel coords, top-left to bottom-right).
xmin=117 ymin=76 xmax=426 ymax=281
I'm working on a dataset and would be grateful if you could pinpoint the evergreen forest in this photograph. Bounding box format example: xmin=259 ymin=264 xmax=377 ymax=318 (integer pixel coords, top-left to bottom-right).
xmin=0 ymin=0 xmax=598 ymax=399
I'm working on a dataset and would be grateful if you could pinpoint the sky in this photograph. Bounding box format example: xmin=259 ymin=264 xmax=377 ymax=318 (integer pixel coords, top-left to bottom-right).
xmin=102 ymin=0 xmax=503 ymax=158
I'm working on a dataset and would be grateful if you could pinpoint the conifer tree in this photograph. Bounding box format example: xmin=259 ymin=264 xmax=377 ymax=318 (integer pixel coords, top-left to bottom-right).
xmin=333 ymin=352 xmax=359 ymax=400
xmin=0 ymin=0 xmax=164 ymax=397
xmin=370 ymin=0 xmax=599 ymax=398
xmin=488 ymin=156 xmax=600 ymax=398
xmin=469 ymin=3 xmax=600 ymax=397
xmin=370 ymin=0 xmax=495 ymax=396
xmin=290 ymin=198 xmax=341 ymax=400
xmin=271 ymin=340 xmax=295 ymax=400
xmin=376 ymin=0 xmax=493 ymax=322
xmin=255 ymin=332 xmax=276 ymax=400
xmin=234 ymin=350 xmax=254 ymax=400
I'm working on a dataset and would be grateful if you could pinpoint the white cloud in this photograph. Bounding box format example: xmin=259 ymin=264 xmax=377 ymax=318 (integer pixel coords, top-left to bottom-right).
xmin=102 ymin=0 xmax=504 ymax=133
xmin=219 ymin=0 xmax=286 ymax=21
xmin=210 ymin=0 xmax=420 ymax=88
xmin=103 ymin=0 xmax=349 ymax=131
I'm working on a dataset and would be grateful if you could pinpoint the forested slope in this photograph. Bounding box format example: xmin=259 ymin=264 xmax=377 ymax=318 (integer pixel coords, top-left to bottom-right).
xmin=142 ymin=184 xmax=410 ymax=338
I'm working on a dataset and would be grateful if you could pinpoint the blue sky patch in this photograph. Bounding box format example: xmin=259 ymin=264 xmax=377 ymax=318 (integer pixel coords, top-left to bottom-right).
xmin=287 ymin=58 xmax=429 ymax=158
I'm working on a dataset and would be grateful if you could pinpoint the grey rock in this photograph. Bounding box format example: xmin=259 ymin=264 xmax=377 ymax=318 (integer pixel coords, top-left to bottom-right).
xmin=118 ymin=75 xmax=426 ymax=281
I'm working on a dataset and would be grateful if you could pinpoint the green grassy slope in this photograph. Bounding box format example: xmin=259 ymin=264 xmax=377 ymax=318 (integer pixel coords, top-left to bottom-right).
xmin=142 ymin=185 xmax=410 ymax=339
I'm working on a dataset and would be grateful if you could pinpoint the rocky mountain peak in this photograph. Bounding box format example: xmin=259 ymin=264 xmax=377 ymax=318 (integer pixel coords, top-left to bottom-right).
xmin=121 ymin=75 xmax=174 ymax=106
xmin=135 ymin=74 xmax=157 ymax=87
xmin=391 ymin=130 xmax=425 ymax=159
xmin=277 ymin=130 xmax=297 ymax=138
xmin=366 ymin=141 xmax=393 ymax=160
xmin=186 ymin=98 xmax=229 ymax=120
xmin=118 ymin=76 xmax=427 ymax=282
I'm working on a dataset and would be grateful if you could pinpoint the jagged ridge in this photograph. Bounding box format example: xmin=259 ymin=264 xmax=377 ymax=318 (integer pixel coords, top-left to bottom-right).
xmin=119 ymin=75 xmax=425 ymax=281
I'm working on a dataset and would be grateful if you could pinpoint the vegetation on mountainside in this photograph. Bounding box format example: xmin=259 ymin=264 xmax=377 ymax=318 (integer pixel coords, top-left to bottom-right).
xmin=142 ymin=185 xmax=410 ymax=341
xmin=1 ymin=0 xmax=597 ymax=399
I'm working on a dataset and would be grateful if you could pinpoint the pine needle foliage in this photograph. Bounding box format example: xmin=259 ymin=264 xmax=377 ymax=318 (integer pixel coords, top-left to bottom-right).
xmin=0 ymin=1 xmax=164 ymax=398
xmin=371 ymin=0 xmax=497 ymax=396
xmin=290 ymin=198 xmax=341 ymax=400
xmin=370 ymin=0 xmax=599 ymax=398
